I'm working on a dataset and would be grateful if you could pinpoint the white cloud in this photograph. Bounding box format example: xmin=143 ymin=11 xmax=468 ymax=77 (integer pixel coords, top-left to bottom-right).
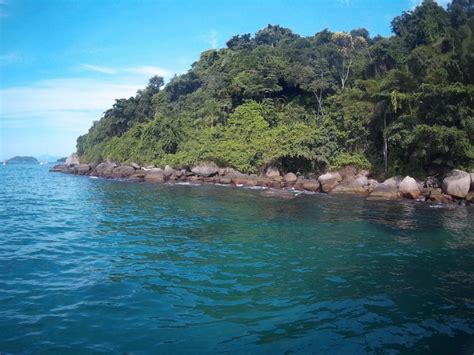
xmin=1 ymin=63 xmax=182 ymax=157
xmin=1 ymin=78 xmax=141 ymax=114
xmin=0 ymin=77 xmax=147 ymax=157
xmin=209 ymin=30 xmax=218 ymax=49
xmin=80 ymin=63 xmax=117 ymax=74
xmin=79 ymin=63 xmax=174 ymax=79
xmin=125 ymin=65 xmax=173 ymax=78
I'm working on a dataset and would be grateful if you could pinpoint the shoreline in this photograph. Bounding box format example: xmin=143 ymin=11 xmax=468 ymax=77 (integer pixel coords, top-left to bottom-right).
xmin=50 ymin=162 xmax=473 ymax=206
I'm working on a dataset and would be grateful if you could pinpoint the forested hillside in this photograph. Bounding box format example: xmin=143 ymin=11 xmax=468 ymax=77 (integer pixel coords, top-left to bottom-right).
xmin=77 ymin=0 xmax=473 ymax=177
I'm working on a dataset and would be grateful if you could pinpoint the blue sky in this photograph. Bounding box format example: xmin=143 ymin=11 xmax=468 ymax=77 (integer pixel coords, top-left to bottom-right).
xmin=0 ymin=0 xmax=450 ymax=160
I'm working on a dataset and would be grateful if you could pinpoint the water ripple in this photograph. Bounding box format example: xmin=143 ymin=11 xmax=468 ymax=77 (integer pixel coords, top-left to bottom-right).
xmin=0 ymin=165 xmax=473 ymax=353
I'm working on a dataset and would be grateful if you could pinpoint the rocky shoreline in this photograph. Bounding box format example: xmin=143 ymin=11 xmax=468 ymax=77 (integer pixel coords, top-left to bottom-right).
xmin=50 ymin=161 xmax=474 ymax=206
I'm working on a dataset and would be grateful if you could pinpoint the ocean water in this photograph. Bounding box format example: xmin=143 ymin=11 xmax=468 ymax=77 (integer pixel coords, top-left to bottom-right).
xmin=0 ymin=164 xmax=473 ymax=354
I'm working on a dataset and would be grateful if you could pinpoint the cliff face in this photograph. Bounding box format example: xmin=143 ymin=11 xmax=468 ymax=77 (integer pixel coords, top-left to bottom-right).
xmin=7 ymin=156 xmax=39 ymax=164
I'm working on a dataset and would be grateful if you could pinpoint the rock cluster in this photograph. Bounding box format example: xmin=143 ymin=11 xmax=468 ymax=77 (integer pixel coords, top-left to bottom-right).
xmin=50 ymin=162 xmax=474 ymax=205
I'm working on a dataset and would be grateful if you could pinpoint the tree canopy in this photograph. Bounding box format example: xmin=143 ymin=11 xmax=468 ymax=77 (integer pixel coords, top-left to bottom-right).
xmin=77 ymin=0 xmax=473 ymax=177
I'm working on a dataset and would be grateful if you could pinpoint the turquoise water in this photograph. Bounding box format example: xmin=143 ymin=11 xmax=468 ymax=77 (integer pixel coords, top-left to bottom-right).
xmin=0 ymin=164 xmax=473 ymax=353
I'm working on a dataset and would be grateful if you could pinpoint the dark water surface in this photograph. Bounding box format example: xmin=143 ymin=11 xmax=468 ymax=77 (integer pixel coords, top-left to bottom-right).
xmin=1 ymin=164 xmax=473 ymax=353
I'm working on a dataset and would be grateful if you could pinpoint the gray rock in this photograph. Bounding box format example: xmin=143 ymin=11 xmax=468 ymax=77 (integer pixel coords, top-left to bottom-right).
xmin=232 ymin=174 xmax=258 ymax=186
xmin=74 ymin=164 xmax=91 ymax=175
xmin=265 ymin=166 xmax=281 ymax=179
xmin=302 ymin=179 xmax=320 ymax=192
xmin=130 ymin=162 xmax=140 ymax=170
xmin=114 ymin=165 xmax=135 ymax=178
xmin=355 ymin=176 xmax=368 ymax=187
xmin=94 ymin=162 xmax=116 ymax=178
xmin=218 ymin=176 xmax=232 ymax=184
xmin=331 ymin=181 xmax=369 ymax=195
xmin=163 ymin=165 xmax=175 ymax=177
xmin=129 ymin=173 xmax=146 ymax=182
xmin=442 ymin=170 xmax=471 ymax=198
xmin=383 ymin=176 xmax=403 ymax=188
xmin=192 ymin=162 xmax=219 ymax=177
xmin=367 ymin=184 xmax=400 ymax=201
xmin=294 ymin=176 xmax=305 ymax=191
xmin=366 ymin=179 xmax=379 ymax=193
xmin=318 ymin=172 xmax=342 ymax=192
xmin=283 ymin=172 xmax=297 ymax=184
xmin=65 ymin=153 xmax=80 ymax=165
xmin=399 ymin=176 xmax=421 ymax=199
xmin=145 ymin=172 xmax=165 ymax=183
xmin=50 ymin=163 xmax=74 ymax=174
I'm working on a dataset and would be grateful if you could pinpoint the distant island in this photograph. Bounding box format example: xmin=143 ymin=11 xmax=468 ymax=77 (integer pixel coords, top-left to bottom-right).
xmin=56 ymin=157 xmax=67 ymax=163
xmin=7 ymin=156 xmax=39 ymax=164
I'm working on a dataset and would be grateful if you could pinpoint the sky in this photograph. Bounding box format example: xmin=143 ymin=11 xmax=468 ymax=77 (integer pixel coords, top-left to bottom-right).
xmin=0 ymin=0 xmax=451 ymax=160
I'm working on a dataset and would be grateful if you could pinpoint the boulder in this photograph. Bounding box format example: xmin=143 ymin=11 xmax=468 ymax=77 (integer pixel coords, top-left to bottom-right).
xmin=268 ymin=180 xmax=284 ymax=189
xmin=130 ymin=162 xmax=140 ymax=170
xmin=354 ymin=176 xmax=368 ymax=187
xmin=112 ymin=165 xmax=135 ymax=178
xmin=163 ymin=165 xmax=175 ymax=178
xmin=173 ymin=169 xmax=184 ymax=178
xmin=302 ymin=179 xmax=320 ymax=192
xmin=366 ymin=179 xmax=379 ymax=193
xmin=218 ymin=176 xmax=232 ymax=184
xmin=50 ymin=163 xmax=74 ymax=174
xmin=74 ymin=164 xmax=91 ymax=175
xmin=442 ymin=170 xmax=471 ymax=198
xmin=265 ymin=167 xmax=281 ymax=179
xmin=189 ymin=176 xmax=202 ymax=183
xmin=192 ymin=162 xmax=219 ymax=177
xmin=145 ymin=172 xmax=165 ymax=183
xmin=129 ymin=173 xmax=146 ymax=182
xmin=257 ymin=177 xmax=271 ymax=187
xmin=65 ymin=153 xmax=80 ymax=165
xmin=294 ymin=176 xmax=305 ymax=191
xmin=471 ymin=173 xmax=474 ymax=191
xmin=283 ymin=172 xmax=298 ymax=184
xmin=337 ymin=165 xmax=358 ymax=180
xmin=398 ymin=176 xmax=421 ymax=199
xmin=232 ymin=174 xmax=258 ymax=186
xmin=94 ymin=162 xmax=117 ymax=178
xmin=430 ymin=192 xmax=453 ymax=204
xmin=221 ymin=167 xmax=240 ymax=176
xmin=465 ymin=192 xmax=474 ymax=203
xmin=383 ymin=176 xmax=403 ymax=188
xmin=367 ymin=184 xmax=400 ymax=201
xmin=331 ymin=182 xmax=369 ymax=196
xmin=318 ymin=172 xmax=342 ymax=192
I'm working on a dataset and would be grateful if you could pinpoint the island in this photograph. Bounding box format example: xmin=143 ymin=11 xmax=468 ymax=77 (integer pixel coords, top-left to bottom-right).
xmin=53 ymin=0 xmax=473 ymax=205
xmin=75 ymin=1 xmax=472 ymax=183
xmin=7 ymin=156 xmax=39 ymax=164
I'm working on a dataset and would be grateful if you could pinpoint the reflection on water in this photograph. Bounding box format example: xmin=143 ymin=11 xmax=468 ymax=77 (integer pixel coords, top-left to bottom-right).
xmin=0 ymin=165 xmax=473 ymax=353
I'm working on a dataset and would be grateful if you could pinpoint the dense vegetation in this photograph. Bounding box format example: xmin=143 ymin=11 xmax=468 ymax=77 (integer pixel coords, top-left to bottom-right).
xmin=77 ymin=0 xmax=473 ymax=177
